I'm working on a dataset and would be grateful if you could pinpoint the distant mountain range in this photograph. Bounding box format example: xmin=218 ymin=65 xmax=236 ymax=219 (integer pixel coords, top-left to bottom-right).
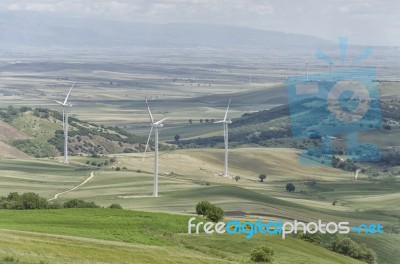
xmin=0 ymin=11 xmax=333 ymax=49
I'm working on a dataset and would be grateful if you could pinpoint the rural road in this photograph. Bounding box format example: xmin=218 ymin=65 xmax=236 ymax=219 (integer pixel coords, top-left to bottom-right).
xmin=48 ymin=171 xmax=95 ymax=201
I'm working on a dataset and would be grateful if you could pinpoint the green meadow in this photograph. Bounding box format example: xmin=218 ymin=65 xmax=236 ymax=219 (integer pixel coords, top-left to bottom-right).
xmin=0 ymin=147 xmax=399 ymax=263
xmin=0 ymin=209 xmax=364 ymax=264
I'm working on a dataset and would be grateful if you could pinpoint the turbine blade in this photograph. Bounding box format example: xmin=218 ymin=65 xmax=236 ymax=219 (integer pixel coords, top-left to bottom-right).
xmin=154 ymin=117 xmax=169 ymax=125
xmin=142 ymin=126 xmax=153 ymax=162
xmin=214 ymin=120 xmax=224 ymax=123
xmin=54 ymin=100 xmax=64 ymax=105
xmin=146 ymin=99 xmax=155 ymax=124
xmin=223 ymin=99 xmax=231 ymax=122
xmin=63 ymin=83 xmax=75 ymax=105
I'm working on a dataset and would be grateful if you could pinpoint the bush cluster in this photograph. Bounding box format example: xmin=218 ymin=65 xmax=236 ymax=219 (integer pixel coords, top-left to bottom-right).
xmin=0 ymin=192 xmax=48 ymax=210
xmin=250 ymin=245 xmax=274 ymax=263
xmin=195 ymin=201 xmax=224 ymax=222
xmin=0 ymin=192 xmax=122 ymax=210
xmin=329 ymin=236 xmax=377 ymax=264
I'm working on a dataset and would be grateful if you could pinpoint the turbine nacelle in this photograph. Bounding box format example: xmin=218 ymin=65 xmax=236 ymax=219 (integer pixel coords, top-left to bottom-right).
xmin=152 ymin=123 xmax=164 ymax=128
xmin=214 ymin=120 xmax=232 ymax=124
xmin=143 ymin=100 xmax=168 ymax=161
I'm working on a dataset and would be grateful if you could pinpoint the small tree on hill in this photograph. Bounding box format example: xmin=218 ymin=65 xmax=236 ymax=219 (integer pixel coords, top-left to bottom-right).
xmin=234 ymin=176 xmax=241 ymax=182
xmin=205 ymin=204 xmax=224 ymax=222
xmin=196 ymin=201 xmax=212 ymax=217
xmin=286 ymin=183 xmax=295 ymax=192
xmin=174 ymin=134 xmax=181 ymax=141
xmin=259 ymin=174 xmax=267 ymax=182
xmin=250 ymin=246 xmax=274 ymax=263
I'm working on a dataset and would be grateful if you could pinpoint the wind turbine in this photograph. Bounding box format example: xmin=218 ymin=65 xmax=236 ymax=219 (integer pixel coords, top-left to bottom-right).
xmin=306 ymin=61 xmax=309 ymax=81
xmin=143 ymin=99 xmax=168 ymax=197
xmin=55 ymin=83 xmax=75 ymax=164
xmin=214 ymin=99 xmax=232 ymax=177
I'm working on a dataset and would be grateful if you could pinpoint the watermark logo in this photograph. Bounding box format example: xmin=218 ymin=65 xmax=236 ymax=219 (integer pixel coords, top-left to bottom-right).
xmin=188 ymin=217 xmax=383 ymax=239
xmin=286 ymin=37 xmax=381 ymax=165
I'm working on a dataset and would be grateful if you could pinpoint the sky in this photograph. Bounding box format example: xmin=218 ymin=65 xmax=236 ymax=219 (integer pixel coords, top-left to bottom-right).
xmin=0 ymin=0 xmax=399 ymax=46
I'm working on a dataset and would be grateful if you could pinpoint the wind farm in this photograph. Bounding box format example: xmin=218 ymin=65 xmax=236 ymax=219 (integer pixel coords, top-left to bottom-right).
xmin=0 ymin=7 xmax=399 ymax=264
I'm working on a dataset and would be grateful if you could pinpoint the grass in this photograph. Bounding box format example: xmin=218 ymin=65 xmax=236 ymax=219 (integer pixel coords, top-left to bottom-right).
xmin=0 ymin=209 xmax=364 ymax=264
xmin=11 ymin=112 xmax=61 ymax=142
xmin=0 ymin=147 xmax=399 ymax=263
xmin=0 ymin=209 xmax=188 ymax=246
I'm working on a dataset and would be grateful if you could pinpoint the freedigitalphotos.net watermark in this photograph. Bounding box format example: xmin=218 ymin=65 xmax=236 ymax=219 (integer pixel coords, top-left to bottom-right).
xmin=188 ymin=217 xmax=383 ymax=239
xmin=286 ymin=37 xmax=382 ymax=165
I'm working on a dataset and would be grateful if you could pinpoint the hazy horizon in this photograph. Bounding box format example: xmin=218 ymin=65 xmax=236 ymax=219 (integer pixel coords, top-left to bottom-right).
xmin=0 ymin=0 xmax=398 ymax=46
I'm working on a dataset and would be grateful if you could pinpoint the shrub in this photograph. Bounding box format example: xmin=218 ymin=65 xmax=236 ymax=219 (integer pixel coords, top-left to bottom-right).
xmin=116 ymin=167 xmax=121 ymax=171
xmin=108 ymin=203 xmax=123 ymax=209
xmin=298 ymin=232 xmax=323 ymax=245
xmin=21 ymin=192 xmax=48 ymax=209
xmin=205 ymin=204 xmax=224 ymax=222
xmin=250 ymin=246 xmax=274 ymax=263
xmin=0 ymin=192 xmax=48 ymax=210
xmin=63 ymin=199 xmax=100 ymax=208
xmin=234 ymin=176 xmax=241 ymax=182
xmin=195 ymin=201 xmax=211 ymax=217
xmin=286 ymin=183 xmax=296 ymax=192
xmin=259 ymin=174 xmax=267 ymax=182
xmin=329 ymin=236 xmax=377 ymax=264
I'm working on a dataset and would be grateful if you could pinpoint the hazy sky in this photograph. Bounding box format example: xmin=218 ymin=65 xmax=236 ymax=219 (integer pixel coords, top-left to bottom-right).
xmin=0 ymin=0 xmax=399 ymax=46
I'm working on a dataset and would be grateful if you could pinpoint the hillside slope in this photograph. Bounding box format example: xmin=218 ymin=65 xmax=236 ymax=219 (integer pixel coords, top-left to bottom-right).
xmin=0 ymin=141 xmax=30 ymax=159
xmin=0 ymin=209 xmax=364 ymax=264
xmin=0 ymin=106 xmax=145 ymax=158
xmin=0 ymin=118 xmax=31 ymax=158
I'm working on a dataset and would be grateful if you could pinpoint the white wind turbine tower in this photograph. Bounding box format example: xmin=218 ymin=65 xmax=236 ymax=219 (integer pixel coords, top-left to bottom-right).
xmin=143 ymin=99 xmax=168 ymax=197
xmin=55 ymin=83 xmax=75 ymax=164
xmin=214 ymin=99 xmax=232 ymax=177
xmin=306 ymin=61 xmax=309 ymax=81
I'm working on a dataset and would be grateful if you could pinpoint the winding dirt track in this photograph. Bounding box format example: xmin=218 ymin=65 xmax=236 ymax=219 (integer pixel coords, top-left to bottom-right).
xmin=48 ymin=171 xmax=95 ymax=201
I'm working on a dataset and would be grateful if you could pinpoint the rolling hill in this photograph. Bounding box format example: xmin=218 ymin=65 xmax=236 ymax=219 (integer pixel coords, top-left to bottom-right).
xmin=0 ymin=106 xmax=145 ymax=159
xmin=0 ymin=11 xmax=333 ymax=49
xmin=0 ymin=209 xmax=365 ymax=264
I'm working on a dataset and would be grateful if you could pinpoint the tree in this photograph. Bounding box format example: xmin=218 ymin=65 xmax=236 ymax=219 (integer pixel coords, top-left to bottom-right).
xmin=234 ymin=176 xmax=241 ymax=182
xmin=200 ymin=118 xmax=203 ymax=124
xmin=174 ymin=134 xmax=181 ymax=141
xmin=108 ymin=203 xmax=123 ymax=209
xmin=298 ymin=232 xmax=323 ymax=245
xmin=189 ymin=119 xmax=193 ymax=124
xmin=259 ymin=174 xmax=267 ymax=182
xmin=21 ymin=192 xmax=48 ymax=210
xmin=286 ymin=183 xmax=296 ymax=192
xmin=196 ymin=201 xmax=212 ymax=217
xmin=250 ymin=246 xmax=274 ymax=263
xmin=205 ymin=204 xmax=224 ymax=222
xmin=329 ymin=236 xmax=377 ymax=264
xmin=63 ymin=199 xmax=100 ymax=208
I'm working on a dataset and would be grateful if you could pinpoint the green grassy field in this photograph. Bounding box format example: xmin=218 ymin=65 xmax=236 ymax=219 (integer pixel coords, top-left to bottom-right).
xmin=0 ymin=209 xmax=365 ymax=264
xmin=0 ymin=147 xmax=399 ymax=263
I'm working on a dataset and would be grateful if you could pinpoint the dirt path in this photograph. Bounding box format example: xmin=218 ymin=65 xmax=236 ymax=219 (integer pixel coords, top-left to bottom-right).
xmin=48 ymin=171 xmax=95 ymax=201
